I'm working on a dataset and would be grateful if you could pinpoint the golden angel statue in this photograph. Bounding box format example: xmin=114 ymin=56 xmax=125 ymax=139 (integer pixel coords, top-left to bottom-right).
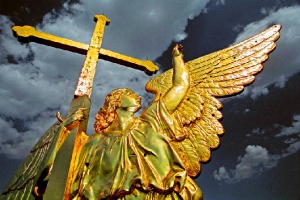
xmin=1 ymin=21 xmax=281 ymax=200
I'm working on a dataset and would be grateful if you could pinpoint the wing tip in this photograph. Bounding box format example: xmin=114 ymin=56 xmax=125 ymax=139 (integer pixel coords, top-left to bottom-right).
xmin=272 ymin=24 xmax=282 ymax=31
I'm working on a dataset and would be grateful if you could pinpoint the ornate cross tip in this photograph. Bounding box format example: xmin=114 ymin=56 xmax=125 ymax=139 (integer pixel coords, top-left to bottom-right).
xmin=94 ymin=14 xmax=110 ymax=25
xmin=12 ymin=25 xmax=36 ymax=42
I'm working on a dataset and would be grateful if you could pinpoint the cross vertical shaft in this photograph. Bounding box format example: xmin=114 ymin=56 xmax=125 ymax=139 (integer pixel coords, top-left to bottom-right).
xmin=74 ymin=15 xmax=110 ymax=97
xmin=43 ymin=15 xmax=110 ymax=200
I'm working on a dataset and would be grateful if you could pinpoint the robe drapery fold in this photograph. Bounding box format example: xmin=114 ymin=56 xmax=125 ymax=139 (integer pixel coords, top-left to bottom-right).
xmin=71 ymin=99 xmax=202 ymax=199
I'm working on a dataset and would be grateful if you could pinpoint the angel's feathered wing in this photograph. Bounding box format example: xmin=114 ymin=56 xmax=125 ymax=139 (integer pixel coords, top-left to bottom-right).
xmin=146 ymin=25 xmax=281 ymax=177
xmin=0 ymin=120 xmax=64 ymax=200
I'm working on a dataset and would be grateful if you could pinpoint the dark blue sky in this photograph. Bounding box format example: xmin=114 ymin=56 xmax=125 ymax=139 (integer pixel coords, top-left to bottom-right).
xmin=1 ymin=0 xmax=300 ymax=199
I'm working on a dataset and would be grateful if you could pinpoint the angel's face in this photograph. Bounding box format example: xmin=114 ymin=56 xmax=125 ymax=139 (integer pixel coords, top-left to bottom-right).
xmin=119 ymin=89 xmax=142 ymax=113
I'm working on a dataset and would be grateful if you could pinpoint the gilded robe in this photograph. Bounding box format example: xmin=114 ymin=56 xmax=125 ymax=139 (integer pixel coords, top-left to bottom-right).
xmin=71 ymin=99 xmax=202 ymax=199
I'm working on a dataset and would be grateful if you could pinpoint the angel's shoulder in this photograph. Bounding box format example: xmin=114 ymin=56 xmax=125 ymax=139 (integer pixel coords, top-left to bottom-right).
xmin=140 ymin=100 xmax=159 ymax=118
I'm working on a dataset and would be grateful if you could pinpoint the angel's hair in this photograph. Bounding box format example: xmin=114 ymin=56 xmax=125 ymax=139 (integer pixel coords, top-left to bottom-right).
xmin=94 ymin=88 xmax=128 ymax=132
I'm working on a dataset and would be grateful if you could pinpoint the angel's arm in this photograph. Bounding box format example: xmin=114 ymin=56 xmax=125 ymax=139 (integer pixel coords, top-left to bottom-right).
xmin=163 ymin=44 xmax=190 ymax=114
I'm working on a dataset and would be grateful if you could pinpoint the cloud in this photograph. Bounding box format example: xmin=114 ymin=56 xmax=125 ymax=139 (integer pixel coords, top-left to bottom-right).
xmin=274 ymin=75 xmax=287 ymax=88
xmin=215 ymin=113 xmax=300 ymax=183
xmin=252 ymin=127 xmax=265 ymax=135
xmin=249 ymin=87 xmax=269 ymax=100
xmin=37 ymin=0 xmax=210 ymax=60
xmin=276 ymin=114 xmax=300 ymax=137
xmin=213 ymin=145 xmax=279 ymax=183
xmin=0 ymin=16 xmax=31 ymax=63
xmin=232 ymin=5 xmax=300 ymax=99
xmin=231 ymin=146 xmax=279 ymax=181
xmin=247 ymin=127 xmax=265 ymax=137
xmin=284 ymin=138 xmax=298 ymax=144
xmin=282 ymin=141 xmax=300 ymax=157
xmin=213 ymin=166 xmax=230 ymax=181
xmin=216 ymin=0 xmax=226 ymax=6
xmin=0 ymin=1 xmax=210 ymax=159
xmin=232 ymin=23 xmax=243 ymax=32
xmin=275 ymin=114 xmax=300 ymax=157
xmin=0 ymin=111 xmax=57 ymax=159
xmin=174 ymin=32 xmax=188 ymax=42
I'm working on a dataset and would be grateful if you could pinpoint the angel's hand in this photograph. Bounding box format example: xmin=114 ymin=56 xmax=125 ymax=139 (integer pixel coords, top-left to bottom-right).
xmin=60 ymin=108 xmax=87 ymax=127
xmin=172 ymin=44 xmax=183 ymax=57
xmin=73 ymin=108 xmax=87 ymax=122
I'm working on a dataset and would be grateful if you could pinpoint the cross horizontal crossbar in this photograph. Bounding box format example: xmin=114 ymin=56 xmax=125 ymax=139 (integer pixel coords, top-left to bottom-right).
xmin=12 ymin=25 xmax=159 ymax=75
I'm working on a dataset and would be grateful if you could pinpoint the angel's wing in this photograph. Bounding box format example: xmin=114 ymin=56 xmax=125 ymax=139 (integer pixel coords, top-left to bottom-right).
xmin=0 ymin=120 xmax=65 ymax=200
xmin=145 ymin=24 xmax=281 ymax=177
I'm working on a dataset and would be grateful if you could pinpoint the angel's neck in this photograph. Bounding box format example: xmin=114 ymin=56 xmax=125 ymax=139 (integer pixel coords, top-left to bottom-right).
xmin=107 ymin=108 xmax=134 ymax=132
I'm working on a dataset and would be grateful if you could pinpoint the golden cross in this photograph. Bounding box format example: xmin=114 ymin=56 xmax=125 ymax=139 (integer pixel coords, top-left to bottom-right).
xmin=11 ymin=15 xmax=159 ymax=199
xmin=12 ymin=14 xmax=159 ymax=97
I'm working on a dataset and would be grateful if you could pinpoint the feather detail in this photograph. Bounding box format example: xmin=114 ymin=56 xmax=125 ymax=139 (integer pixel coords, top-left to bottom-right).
xmin=144 ymin=24 xmax=281 ymax=177
xmin=171 ymin=139 xmax=201 ymax=177
xmin=0 ymin=121 xmax=63 ymax=199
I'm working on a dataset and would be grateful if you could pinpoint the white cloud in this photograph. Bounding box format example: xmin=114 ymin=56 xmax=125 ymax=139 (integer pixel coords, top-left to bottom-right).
xmin=39 ymin=0 xmax=210 ymax=60
xmin=274 ymin=75 xmax=287 ymax=88
xmin=0 ymin=16 xmax=31 ymax=62
xmin=237 ymin=86 xmax=269 ymax=100
xmin=213 ymin=145 xmax=279 ymax=183
xmin=213 ymin=166 xmax=230 ymax=181
xmin=0 ymin=111 xmax=57 ymax=159
xmin=252 ymin=127 xmax=265 ymax=135
xmin=233 ymin=5 xmax=300 ymax=99
xmin=174 ymin=32 xmax=188 ymax=42
xmin=260 ymin=7 xmax=268 ymax=15
xmin=247 ymin=127 xmax=265 ymax=138
xmin=276 ymin=114 xmax=300 ymax=137
xmin=260 ymin=7 xmax=275 ymax=15
xmin=250 ymin=87 xmax=269 ymax=100
xmin=232 ymin=23 xmax=243 ymax=32
xmin=216 ymin=0 xmax=225 ymax=6
xmin=284 ymin=138 xmax=298 ymax=144
xmin=0 ymin=1 xmax=210 ymax=159
xmin=232 ymin=146 xmax=278 ymax=181
xmin=282 ymin=141 xmax=300 ymax=157
xmin=215 ymin=114 xmax=300 ymax=183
